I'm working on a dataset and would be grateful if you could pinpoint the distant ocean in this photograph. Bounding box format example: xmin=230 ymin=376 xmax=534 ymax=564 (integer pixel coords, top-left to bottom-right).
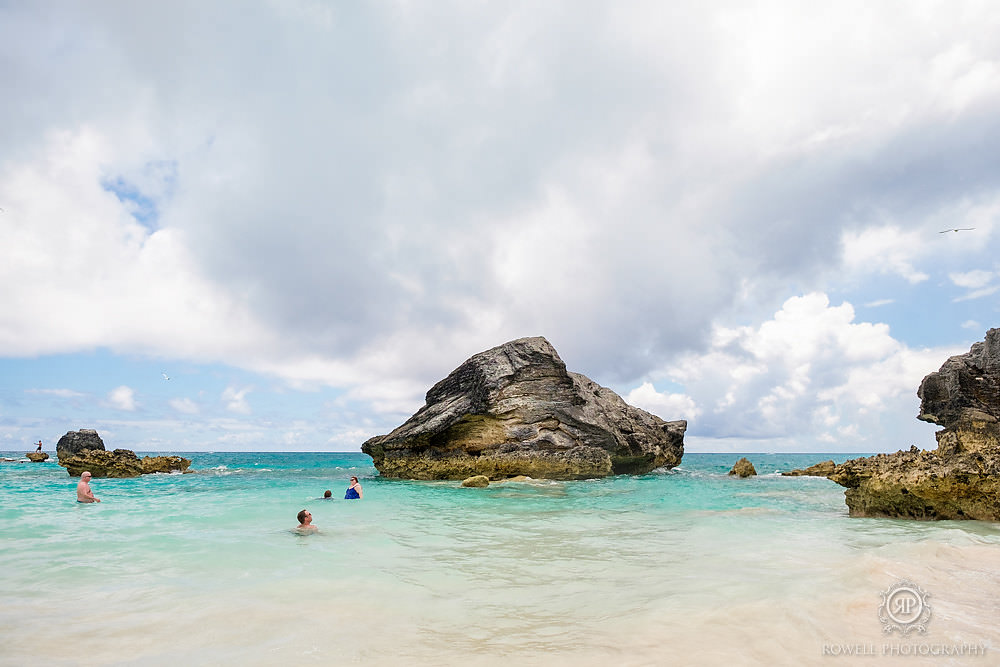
xmin=1 ymin=452 xmax=997 ymax=666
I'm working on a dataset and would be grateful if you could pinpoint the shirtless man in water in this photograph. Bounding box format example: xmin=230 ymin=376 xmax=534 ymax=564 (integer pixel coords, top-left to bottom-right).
xmin=77 ymin=471 xmax=100 ymax=503
xmin=296 ymin=509 xmax=317 ymax=533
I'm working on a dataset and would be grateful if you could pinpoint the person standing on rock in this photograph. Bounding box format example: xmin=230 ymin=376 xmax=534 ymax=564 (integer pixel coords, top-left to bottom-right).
xmin=36 ymin=440 xmax=43 ymax=452
xmin=76 ymin=472 xmax=100 ymax=503
xmin=345 ymin=476 xmax=363 ymax=499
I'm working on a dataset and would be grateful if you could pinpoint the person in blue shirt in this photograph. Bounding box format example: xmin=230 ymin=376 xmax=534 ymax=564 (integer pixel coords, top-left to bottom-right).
xmin=345 ymin=476 xmax=363 ymax=499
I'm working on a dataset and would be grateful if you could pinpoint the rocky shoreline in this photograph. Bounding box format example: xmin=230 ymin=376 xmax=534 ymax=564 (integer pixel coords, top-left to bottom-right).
xmin=784 ymin=329 xmax=1000 ymax=520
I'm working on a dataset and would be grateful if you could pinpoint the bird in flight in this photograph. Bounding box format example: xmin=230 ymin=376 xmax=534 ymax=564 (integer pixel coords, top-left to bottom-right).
xmin=161 ymin=372 xmax=171 ymax=381
xmin=939 ymin=227 xmax=975 ymax=233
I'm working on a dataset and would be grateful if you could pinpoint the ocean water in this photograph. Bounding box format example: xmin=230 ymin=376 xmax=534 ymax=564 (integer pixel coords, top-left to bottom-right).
xmin=1 ymin=452 xmax=997 ymax=666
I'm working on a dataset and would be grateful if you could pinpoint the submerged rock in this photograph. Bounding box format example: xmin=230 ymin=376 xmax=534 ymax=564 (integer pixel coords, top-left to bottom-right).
xmin=728 ymin=457 xmax=757 ymax=478
xmin=362 ymin=337 xmax=686 ymax=480
xmin=827 ymin=329 xmax=1000 ymax=520
xmin=26 ymin=452 xmax=49 ymax=462
xmin=56 ymin=429 xmax=191 ymax=478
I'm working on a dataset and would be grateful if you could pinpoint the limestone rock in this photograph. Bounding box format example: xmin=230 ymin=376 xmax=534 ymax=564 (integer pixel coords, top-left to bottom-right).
xmin=827 ymin=445 xmax=1000 ymax=520
xmin=26 ymin=452 xmax=50 ymax=462
xmin=728 ymin=457 xmax=757 ymax=478
xmin=141 ymin=456 xmax=192 ymax=474
xmin=827 ymin=329 xmax=1000 ymax=520
xmin=781 ymin=460 xmax=836 ymax=477
xmin=461 ymin=475 xmax=490 ymax=488
xmin=56 ymin=429 xmax=105 ymax=457
xmin=56 ymin=429 xmax=191 ymax=478
xmin=362 ymin=337 xmax=686 ymax=480
xmin=917 ymin=328 xmax=1000 ymax=433
xmin=60 ymin=448 xmax=143 ymax=478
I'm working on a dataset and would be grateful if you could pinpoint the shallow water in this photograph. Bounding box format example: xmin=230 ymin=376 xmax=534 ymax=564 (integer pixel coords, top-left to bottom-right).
xmin=1 ymin=452 xmax=997 ymax=666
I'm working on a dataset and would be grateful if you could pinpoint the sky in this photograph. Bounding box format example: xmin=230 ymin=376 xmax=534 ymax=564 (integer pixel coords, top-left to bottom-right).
xmin=2 ymin=1 xmax=999 ymax=454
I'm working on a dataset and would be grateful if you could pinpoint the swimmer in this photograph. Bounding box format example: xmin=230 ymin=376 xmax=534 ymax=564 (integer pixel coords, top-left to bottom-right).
xmin=345 ymin=476 xmax=363 ymax=499
xmin=323 ymin=490 xmax=332 ymax=499
xmin=76 ymin=472 xmax=100 ymax=503
xmin=296 ymin=509 xmax=317 ymax=533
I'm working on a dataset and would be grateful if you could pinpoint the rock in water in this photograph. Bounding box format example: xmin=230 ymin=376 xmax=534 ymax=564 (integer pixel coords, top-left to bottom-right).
xmin=728 ymin=457 xmax=757 ymax=477
xmin=141 ymin=456 xmax=192 ymax=474
xmin=56 ymin=429 xmax=106 ymax=457
xmin=362 ymin=337 xmax=686 ymax=480
xmin=55 ymin=429 xmax=191 ymax=478
xmin=827 ymin=329 xmax=1000 ymax=520
xmin=60 ymin=448 xmax=144 ymax=478
xmin=461 ymin=475 xmax=491 ymax=488
xmin=781 ymin=460 xmax=836 ymax=477
xmin=26 ymin=452 xmax=49 ymax=462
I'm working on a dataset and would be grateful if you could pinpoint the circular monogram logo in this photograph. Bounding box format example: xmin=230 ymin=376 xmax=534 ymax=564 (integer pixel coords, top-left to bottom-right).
xmin=879 ymin=580 xmax=931 ymax=635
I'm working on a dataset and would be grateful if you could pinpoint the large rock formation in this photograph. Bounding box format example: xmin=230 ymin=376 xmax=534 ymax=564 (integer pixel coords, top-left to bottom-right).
xmin=362 ymin=337 xmax=686 ymax=480
xmin=826 ymin=329 xmax=1000 ymax=520
xmin=56 ymin=429 xmax=191 ymax=478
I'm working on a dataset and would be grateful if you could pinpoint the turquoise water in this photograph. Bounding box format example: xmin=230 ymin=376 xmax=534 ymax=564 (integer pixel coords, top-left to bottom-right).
xmin=2 ymin=452 xmax=998 ymax=666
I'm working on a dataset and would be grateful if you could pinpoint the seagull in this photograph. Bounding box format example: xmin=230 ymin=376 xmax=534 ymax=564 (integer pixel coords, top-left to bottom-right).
xmin=161 ymin=372 xmax=171 ymax=381
xmin=939 ymin=227 xmax=975 ymax=233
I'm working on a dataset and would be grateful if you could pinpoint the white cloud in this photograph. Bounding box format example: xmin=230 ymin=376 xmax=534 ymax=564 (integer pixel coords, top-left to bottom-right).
xmin=863 ymin=299 xmax=894 ymax=308
xmin=841 ymin=226 xmax=929 ymax=284
xmin=950 ymin=269 xmax=994 ymax=289
xmin=954 ymin=285 xmax=1000 ymax=302
xmin=3 ymin=2 xmax=1000 ymax=451
xmin=646 ymin=293 xmax=955 ymax=450
xmin=625 ymin=382 xmax=701 ymax=422
xmin=26 ymin=388 xmax=85 ymax=398
xmin=222 ymin=386 xmax=252 ymax=415
xmin=169 ymin=397 xmax=199 ymax=415
xmin=107 ymin=386 xmax=136 ymax=411
xmin=948 ymin=268 xmax=1000 ymax=302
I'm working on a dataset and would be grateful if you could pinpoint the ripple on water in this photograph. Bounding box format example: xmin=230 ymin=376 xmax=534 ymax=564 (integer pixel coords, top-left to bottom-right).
xmin=0 ymin=451 xmax=997 ymax=665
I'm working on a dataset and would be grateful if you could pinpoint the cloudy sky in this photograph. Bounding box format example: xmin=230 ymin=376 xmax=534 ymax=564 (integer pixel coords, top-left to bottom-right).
xmin=2 ymin=1 xmax=998 ymax=453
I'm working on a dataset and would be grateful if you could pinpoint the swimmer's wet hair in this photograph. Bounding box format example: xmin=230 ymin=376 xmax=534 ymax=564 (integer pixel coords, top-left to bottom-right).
xmin=297 ymin=509 xmax=308 ymax=524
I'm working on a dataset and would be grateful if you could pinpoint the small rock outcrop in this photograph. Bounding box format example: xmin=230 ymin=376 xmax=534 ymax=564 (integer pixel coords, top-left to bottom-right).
xmin=55 ymin=429 xmax=191 ymax=478
xmin=461 ymin=475 xmax=491 ymax=488
xmin=362 ymin=337 xmax=686 ymax=480
xmin=26 ymin=452 xmax=49 ymax=462
xmin=728 ymin=457 xmax=757 ymax=477
xmin=827 ymin=329 xmax=1000 ymax=520
xmin=141 ymin=456 xmax=192 ymax=474
xmin=781 ymin=460 xmax=836 ymax=477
